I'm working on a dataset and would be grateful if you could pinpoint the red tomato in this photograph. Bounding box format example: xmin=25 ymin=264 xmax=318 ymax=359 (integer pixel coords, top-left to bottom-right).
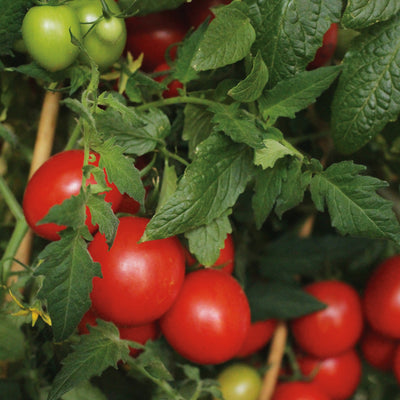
xmin=272 ymin=382 xmax=330 ymax=400
xmin=78 ymin=308 xmax=159 ymax=357
xmin=23 ymin=149 xmax=122 ymax=241
xmin=160 ymin=268 xmax=251 ymax=364
xmin=297 ymin=349 xmax=361 ymax=400
xmin=393 ymin=344 xmax=400 ymax=385
xmin=185 ymin=234 xmax=235 ymax=274
xmin=125 ymin=10 xmax=188 ymax=71
xmin=89 ymin=216 xmax=186 ymax=326
xmin=183 ymin=0 xmax=232 ymax=29
xmin=236 ymin=319 xmax=277 ymax=358
xmin=363 ymin=255 xmax=400 ymax=338
xmin=154 ymin=63 xmax=183 ymax=98
xmin=360 ymin=327 xmax=397 ymax=371
xmin=291 ymin=280 xmax=363 ymax=358
xmin=307 ymin=23 xmax=338 ymax=70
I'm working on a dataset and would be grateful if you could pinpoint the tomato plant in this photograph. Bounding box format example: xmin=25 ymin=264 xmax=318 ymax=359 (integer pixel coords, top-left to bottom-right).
xmin=297 ymin=349 xmax=362 ymax=400
xmin=215 ymin=363 xmax=262 ymax=400
xmin=154 ymin=63 xmax=183 ymax=98
xmin=160 ymin=268 xmax=251 ymax=364
xmin=271 ymin=382 xmax=330 ymax=400
xmin=89 ymin=216 xmax=186 ymax=326
xmin=21 ymin=4 xmax=82 ymax=71
xmin=307 ymin=23 xmax=338 ymax=70
xmin=22 ymin=149 xmax=122 ymax=241
xmin=291 ymin=280 xmax=364 ymax=358
xmin=70 ymin=0 xmax=127 ymax=70
xmin=363 ymin=255 xmax=400 ymax=338
xmin=183 ymin=0 xmax=232 ymax=28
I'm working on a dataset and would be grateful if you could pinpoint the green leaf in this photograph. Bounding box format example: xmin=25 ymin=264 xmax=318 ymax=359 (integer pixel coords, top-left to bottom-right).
xmin=331 ymin=16 xmax=400 ymax=154
xmin=143 ymin=134 xmax=253 ymax=240
xmin=62 ymin=381 xmax=107 ymax=400
xmin=191 ymin=2 xmax=256 ymax=71
xmin=310 ymin=161 xmax=400 ymax=246
xmin=247 ymin=281 xmax=327 ymax=320
xmin=182 ymin=104 xmax=214 ymax=159
xmin=245 ymin=0 xmax=342 ymax=86
xmin=63 ymin=98 xmax=97 ymax=133
xmin=156 ymin=161 xmax=177 ymax=213
xmin=35 ymin=231 xmax=102 ymax=341
xmin=174 ymin=20 xmax=208 ymax=84
xmin=48 ymin=321 xmax=130 ymax=400
xmin=95 ymin=104 xmax=168 ymax=156
xmin=342 ymin=0 xmax=400 ymax=29
xmin=0 ymin=316 xmax=24 ymax=361
xmin=185 ymin=210 xmax=232 ymax=266
xmin=93 ymin=139 xmax=146 ymax=208
xmin=228 ymin=51 xmax=269 ymax=102
xmin=259 ymin=65 xmax=342 ymax=123
xmin=86 ymin=194 xmax=119 ymax=243
xmin=0 ymin=0 xmax=33 ymax=57
xmin=210 ymin=103 xmax=264 ymax=149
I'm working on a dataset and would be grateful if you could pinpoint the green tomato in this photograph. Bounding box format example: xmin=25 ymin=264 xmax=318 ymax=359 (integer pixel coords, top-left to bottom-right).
xmin=215 ymin=363 xmax=262 ymax=400
xmin=70 ymin=0 xmax=127 ymax=70
xmin=21 ymin=5 xmax=82 ymax=72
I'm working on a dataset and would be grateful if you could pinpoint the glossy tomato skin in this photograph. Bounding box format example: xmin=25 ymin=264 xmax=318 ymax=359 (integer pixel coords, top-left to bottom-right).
xmin=89 ymin=216 xmax=186 ymax=326
xmin=22 ymin=5 xmax=82 ymax=72
xmin=160 ymin=268 xmax=251 ymax=364
xmin=22 ymin=150 xmax=122 ymax=241
xmin=360 ymin=328 xmax=397 ymax=371
xmin=363 ymin=255 xmax=400 ymax=338
xmin=70 ymin=0 xmax=127 ymax=70
xmin=272 ymin=382 xmax=330 ymax=400
xmin=236 ymin=319 xmax=277 ymax=358
xmin=291 ymin=280 xmax=363 ymax=358
xmin=214 ymin=363 xmax=262 ymax=400
xmin=154 ymin=63 xmax=183 ymax=98
xmin=125 ymin=10 xmax=188 ymax=71
xmin=307 ymin=23 xmax=338 ymax=70
xmin=184 ymin=0 xmax=232 ymax=29
xmin=297 ymin=349 xmax=362 ymax=400
xmin=78 ymin=308 xmax=159 ymax=357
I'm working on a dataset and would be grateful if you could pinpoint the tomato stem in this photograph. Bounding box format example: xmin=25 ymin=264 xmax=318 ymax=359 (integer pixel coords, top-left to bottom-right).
xmin=136 ymin=95 xmax=218 ymax=112
xmin=0 ymin=176 xmax=24 ymax=221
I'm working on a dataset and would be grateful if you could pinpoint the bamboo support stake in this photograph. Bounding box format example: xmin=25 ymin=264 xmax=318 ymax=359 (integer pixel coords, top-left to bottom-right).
xmin=10 ymin=90 xmax=61 ymax=278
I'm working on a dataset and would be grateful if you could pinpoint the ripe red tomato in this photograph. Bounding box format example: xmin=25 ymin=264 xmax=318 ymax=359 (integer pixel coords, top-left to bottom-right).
xmin=183 ymin=0 xmax=232 ymax=29
xmin=160 ymin=268 xmax=251 ymax=364
xmin=185 ymin=234 xmax=235 ymax=274
xmin=297 ymin=349 xmax=361 ymax=400
xmin=154 ymin=63 xmax=183 ymax=98
xmin=272 ymin=382 xmax=330 ymax=400
xmin=236 ymin=319 xmax=277 ymax=358
xmin=78 ymin=308 xmax=159 ymax=357
xmin=23 ymin=150 xmax=122 ymax=241
xmin=291 ymin=280 xmax=363 ymax=358
xmin=125 ymin=10 xmax=188 ymax=71
xmin=307 ymin=23 xmax=338 ymax=70
xmin=363 ymin=255 xmax=400 ymax=338
xmin=89 ymin=216 xmax=186 ymax=326
xmin=393 ymin=344 xmax=400 ymax=385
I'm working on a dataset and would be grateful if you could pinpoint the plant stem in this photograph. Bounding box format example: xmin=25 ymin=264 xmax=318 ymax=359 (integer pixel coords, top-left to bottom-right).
xmin=136 ymin=95 xmax=217 ymax=112
xmin=64 ymin=121 xmax=82 ymax=151
xmin=0 ymin=175 xmax=24 ymax=220
xmin=160 ymin=147 xmax=189 ymax=167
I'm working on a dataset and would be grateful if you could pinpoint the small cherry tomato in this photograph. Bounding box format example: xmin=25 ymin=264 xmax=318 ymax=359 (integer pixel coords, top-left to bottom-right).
xmin=22 ymin=150 xmax=122 ymax=241
xmin=183 ymin=0 xmax=232 ymax=29
xmin=307 ymin=23 xmax=338 ymax=70
xmin=291 ymin=280 xmax=363 ymax=358
xmin=272 ymin=382 xmax=330 ymax=400
xmin=297 ymin=349 xmax=362 ymax=400
xmin=89 ymin=216 xmax=186 ymax=326
xmin=160 ymin=268 xmax=251 ymax=364
xmin=78 ymin=308 xmax=159 ymax=357
xmin=236 ymin=319 xmax=277 ymax=358
xmin=154 ymin=63 xmax=183 ymax=98
xmin=360 ymin=328 xmax=397 ymax=371
xmin=70 ymin=0 xmax=127 ymax=70
xmin=363 ymin=255 xmax=400 ymax=338
xmin=21 ymin=5 xmax=82 ymax=72
xmin=214 ymin=363 xmax=262 ymax=400
xmin=125 ymin=10 xmax=188 ymax=71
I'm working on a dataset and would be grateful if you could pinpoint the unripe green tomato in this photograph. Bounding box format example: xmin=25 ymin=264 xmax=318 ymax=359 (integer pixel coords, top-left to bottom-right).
xmin=21 ymin=5 xmax=82 ymax=72
xmin=70 ymin=0 xmax=127 ymax=70
xmin=215 ymin=363 xmax=262 ymax=400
